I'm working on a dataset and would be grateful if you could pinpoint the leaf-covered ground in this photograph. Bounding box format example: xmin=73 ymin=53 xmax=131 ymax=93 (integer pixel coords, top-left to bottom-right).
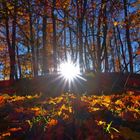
xmin=0 ymin=92 xmax=140 ymax=140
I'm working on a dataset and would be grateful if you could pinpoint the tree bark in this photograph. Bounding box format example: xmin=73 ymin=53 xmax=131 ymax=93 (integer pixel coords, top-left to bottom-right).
xmin=52 ymin=0 xmax=57 ymax=72
xmin=116 ymin=26 xmax=128 ymax=72
xmin=102 ymin=0 xmax=109 ymax=72
xmin=3 ymin=1 xmax=17 ymax=80
xmin=42 ymin=14 xmax=49 ymax=75
xmin=123 ymin=0 xmax=133 ymax=73
xmin=28 ymin=0 xmax=38 ymax=77
xmin=96 ymin=5 xmax=102 ymax=72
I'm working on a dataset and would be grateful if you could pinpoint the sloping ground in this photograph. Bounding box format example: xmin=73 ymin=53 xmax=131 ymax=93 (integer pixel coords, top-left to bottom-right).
xmin=0 ymin=92 xmax=140 ymax=140
xmin=1 ymin=73 xmax=140 ymax=95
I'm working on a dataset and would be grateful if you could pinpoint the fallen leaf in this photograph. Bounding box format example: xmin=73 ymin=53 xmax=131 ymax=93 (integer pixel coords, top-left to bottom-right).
xmin=9 ymin=127 xmax=22 ymax=132
xmin=2 ymin=132 xmax=11 ymax=137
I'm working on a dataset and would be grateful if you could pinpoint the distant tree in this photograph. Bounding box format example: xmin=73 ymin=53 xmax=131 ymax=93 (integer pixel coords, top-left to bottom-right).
xmin=2 ymin=0 xmax=18 ymax=80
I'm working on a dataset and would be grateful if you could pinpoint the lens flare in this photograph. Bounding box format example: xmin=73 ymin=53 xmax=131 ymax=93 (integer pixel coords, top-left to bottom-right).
xmin=60 ymin=61 xmax=80 ymax=81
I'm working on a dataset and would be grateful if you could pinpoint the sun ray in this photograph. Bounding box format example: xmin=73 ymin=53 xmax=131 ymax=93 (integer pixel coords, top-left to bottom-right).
xmin=59 ymin=61 xmax=87 ymax=88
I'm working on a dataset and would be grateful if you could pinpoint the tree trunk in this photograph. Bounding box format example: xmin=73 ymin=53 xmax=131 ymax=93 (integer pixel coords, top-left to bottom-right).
xmin=28 ymin=0 xmax=38 ymax=77
xmin=52 ymin=0 xmax=57 ymax=72
xmin=102 ymin=0 xmax=109 ymax=72
xmin=69 ymin=27 xmax=74 ymax=58
xmin=42 ymin=15 xmax=49 ymax=75
xmin=77 ymin=0 xmax=87 ymax=72
xmin=123 ymin=0 xmax=133 ymax=73
xmin=11 ymin=0 xmax=18 ymax=80
xmin=113 ymin=27 xmax=122 ymax=72
xmin=3 ymin=1 xmax=17 ymax=80
xmin=116 ymin=26 xmax=128 ymax=72
xmin=96 ymin=7 xmax=102 ymax=72
xmin=64 ymin=13 xmax=67 ymax=61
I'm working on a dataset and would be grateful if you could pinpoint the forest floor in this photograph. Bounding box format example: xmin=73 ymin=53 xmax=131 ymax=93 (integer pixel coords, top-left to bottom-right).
xmin=0 ymin=92 xmax=140 ymax=140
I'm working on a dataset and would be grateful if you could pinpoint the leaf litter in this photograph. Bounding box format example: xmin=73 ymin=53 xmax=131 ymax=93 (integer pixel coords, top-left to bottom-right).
xmin=0 ymin=92 xmax=140 ymax=140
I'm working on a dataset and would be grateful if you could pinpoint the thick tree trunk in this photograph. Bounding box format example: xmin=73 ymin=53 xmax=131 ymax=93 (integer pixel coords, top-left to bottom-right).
xmin=77 ymin=0 xmax=87 ymax=72
xmin=3 ymin=1 xmax=17 ymax=80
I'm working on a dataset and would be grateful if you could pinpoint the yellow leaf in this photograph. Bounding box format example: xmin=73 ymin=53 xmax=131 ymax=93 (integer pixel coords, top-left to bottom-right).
xmin=8 ymin=5 xmax=14 ymax=10
xmin=97 ymin=120 xmax=106 ymax=126
xmin=114 ymin=21 xmax=118 ymax=26
xmin=61 ymin=104 xmax=67 ymax=110
xmin=26 ymin=95 xmax=33 ymax=99
xmin=31 ymin=107 xmax=40 ymax=111
xmin=58 ymin=111 xmax=62 ymax=116
xmin=69 ymin=107 xmax=72 ymax=113
xmin=115 ymin=100 xmax=123 ymax=105
xmin=49 ymin=100 xmax=56 ymax=104
xmin=18 ymin=11 xmax=23 ymax=16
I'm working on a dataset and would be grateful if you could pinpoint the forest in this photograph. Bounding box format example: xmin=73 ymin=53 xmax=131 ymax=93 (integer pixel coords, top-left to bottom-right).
xmin=0 ymin=0 xmax=140 ymax=140
xmin=0 ymin=0 xmax=139 ymax=80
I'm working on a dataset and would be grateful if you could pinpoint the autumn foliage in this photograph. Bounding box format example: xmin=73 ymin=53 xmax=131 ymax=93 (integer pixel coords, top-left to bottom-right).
xmin=0 ymin=93 xmax=140 ymax=140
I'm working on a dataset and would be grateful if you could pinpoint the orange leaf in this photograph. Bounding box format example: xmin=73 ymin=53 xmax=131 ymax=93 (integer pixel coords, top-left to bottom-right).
xmin=9 ymin=127 xmax=22 ymax=132
xmin=136 ymin=48 xmax=140 ymax=55
xmin=48 ymin=119 xmax=58 ymax=126
xmin=0 ymin=96 xmax=4 ymax=104
xmin=2 ymin=132 xmax=11 ymax=137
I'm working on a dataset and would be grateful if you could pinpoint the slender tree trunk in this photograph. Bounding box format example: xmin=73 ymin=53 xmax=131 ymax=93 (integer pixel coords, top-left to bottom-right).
xmin=79 ymin=18 xmax=84 ymax=72
xmin=102 ymin=0 xmax=109 ymax=72
xmin=77 ymin=1 xmax=84 ymax=72
xmin=36 ymin=19 xmax=40 ymax=75
xmin=11 ymin=0 xmax=18 ymax=80
xmin=113 ymin=27 xmax=122 ymax=71
xmin=84 ymin=19 xmax=90 ymax=70
xmin=110 ymin=40 xmax=115 ymax=72
xmin=16 ymin=45 xmax=22 ymax=78
xmin=42 ymin=15 xmax=49 ymax=75
xmin=64 ymin=12 xmax=67 ymax=61
xmin=123 ymin=0 xmax=133 ymax=73
xmin=91 ymin=20 xmax=96 ymax=71
xmin=52 ymin=0 xmax=57 ymax=72
xmin=116 ymin=26 xmax=128 ymax=72
xmin=69 ymin=27 xmax=74 ymax=58
xmin=96 ymin=9 xmax=102 ymax=72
